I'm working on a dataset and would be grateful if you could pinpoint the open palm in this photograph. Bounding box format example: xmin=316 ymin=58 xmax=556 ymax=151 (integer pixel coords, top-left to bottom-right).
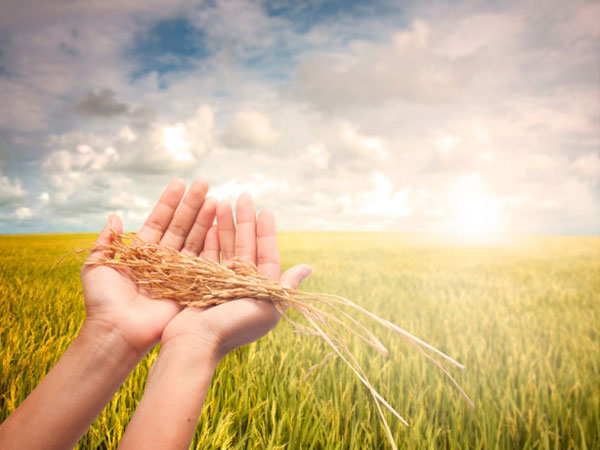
xmin=161 ymin=193 xmax=312 ymax=359
xmin=81 ymin=179 xmax=218 ymax=354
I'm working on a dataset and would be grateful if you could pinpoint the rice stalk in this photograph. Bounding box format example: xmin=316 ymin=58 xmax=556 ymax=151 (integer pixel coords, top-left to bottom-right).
xmin=84 ymin=232 xmax=473 ymax=448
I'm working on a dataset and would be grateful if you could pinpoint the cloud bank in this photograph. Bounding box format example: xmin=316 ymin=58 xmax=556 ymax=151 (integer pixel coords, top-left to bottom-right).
xmin=0 ymin=0 xmax=598 ymax=235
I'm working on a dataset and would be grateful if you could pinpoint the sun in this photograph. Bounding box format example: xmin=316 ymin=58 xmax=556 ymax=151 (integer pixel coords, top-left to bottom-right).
xmin=448 ymin=174 xmax=506 ymax=242
xmin=452 ymin=194 xmax=502 ymax=236
xmin=161 ymin=124 xmax=193 ymax=162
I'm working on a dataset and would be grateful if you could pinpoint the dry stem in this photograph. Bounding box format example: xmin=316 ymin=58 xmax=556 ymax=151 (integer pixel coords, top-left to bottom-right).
xmin=84 ymin=232 xmax=473 ymax=448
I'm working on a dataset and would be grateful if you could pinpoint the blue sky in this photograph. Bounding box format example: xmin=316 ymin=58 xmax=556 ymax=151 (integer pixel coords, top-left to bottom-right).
xmin=0 ymin=0 xmax=598 ymax=236
xmin=129 ymin=18 xmax=210 ymax=80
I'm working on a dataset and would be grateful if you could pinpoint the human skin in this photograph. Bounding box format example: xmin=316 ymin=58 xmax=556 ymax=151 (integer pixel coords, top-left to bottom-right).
xmin=118 ymin=193 xmax=313 ymax=449
xmin=0 ymin=179 xmax=311 ymax=450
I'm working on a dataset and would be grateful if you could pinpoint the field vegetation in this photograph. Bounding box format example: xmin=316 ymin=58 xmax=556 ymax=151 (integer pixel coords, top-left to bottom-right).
xmin=1 ymin=233 xmax=598 ymax=449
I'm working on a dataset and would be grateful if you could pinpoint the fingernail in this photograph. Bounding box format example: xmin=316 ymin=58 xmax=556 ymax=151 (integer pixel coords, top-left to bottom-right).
xmin=105 ymin=213 xmax=116 ymax=237
xmin=300 ymin=265 xmax=314 ymax=283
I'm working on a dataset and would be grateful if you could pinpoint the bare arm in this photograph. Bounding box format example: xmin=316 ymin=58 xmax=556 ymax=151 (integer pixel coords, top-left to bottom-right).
xmin=0 ymin=179 xmax=216 ymax=449
xmin=0 ymin=320 xmax=141 ymax=450
xmin=119 ymin=195 xmax=312 ymax=450
xmin=117 ymin=338 xmax=219 ymax=450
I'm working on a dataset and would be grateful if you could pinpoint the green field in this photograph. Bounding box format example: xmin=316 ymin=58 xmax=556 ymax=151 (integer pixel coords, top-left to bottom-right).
xmin=1 ymin=233 xmax=598 ymax=449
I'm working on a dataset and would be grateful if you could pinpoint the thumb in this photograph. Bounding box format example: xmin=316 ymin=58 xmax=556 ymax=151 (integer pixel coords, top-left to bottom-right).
xmin=281 ymin=264 xmax=314 ymax=289
xmin=86 ymin=213 xmax=123 ymax=264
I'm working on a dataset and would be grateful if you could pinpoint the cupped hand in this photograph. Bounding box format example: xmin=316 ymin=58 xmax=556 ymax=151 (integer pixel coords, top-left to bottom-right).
xmin=161 ymin=193 xmax=313 ymax=360
xmin=81 ymin=179 xmax=217 ymax=355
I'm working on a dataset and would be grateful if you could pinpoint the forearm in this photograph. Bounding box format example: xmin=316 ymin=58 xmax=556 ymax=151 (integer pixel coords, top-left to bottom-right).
xmin=118 ymin=339 xmax=219 ymax=450
xmin=0 ymin=319 xmax=143 ymax=450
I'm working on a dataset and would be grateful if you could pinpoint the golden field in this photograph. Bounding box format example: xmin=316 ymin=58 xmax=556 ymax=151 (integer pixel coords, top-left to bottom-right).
xmin=1 ymin=233 xmax=598 ymax=449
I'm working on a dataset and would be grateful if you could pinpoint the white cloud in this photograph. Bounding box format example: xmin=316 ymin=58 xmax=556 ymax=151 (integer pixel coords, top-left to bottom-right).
xmin=106 ymin=192 xmax=151 ymax=211
xmin=41 ymin=144 xmax=122 ymax=210
xmin=37 ymin=192 xmax=50 ymax=205
xmin=210 ymin=173 xmax=298 ymax=202
xmin=0 ymin=172 xmax=26 ymax=206
xmin=117 ymin=126 xmax=137 ymax=143
xmin=133 ymin=196 xmax=150 ymax=208
xmin=434 ymin=134 xmax=460 ymax=156
xmin=292 ymin=19 xmax=459 ymax=111
xmin=42 ymin=145 xmax=119 ymax=180
xmin=46 ymin=131 xmax=111 ymax=149
xmin=340 ymin=123 xmax=388 ymax=162
xmin=15 ymin=207 xmax=33 ymax=220
xmin=480 ymin=150 xmax=495 ymax=165
xmin=160 ymin=124 xmax=194 ymax=162
xmin=302 ymin=142 xmax=329 ymax=169
xmin=436 ymin=12 xmax=524 ymax=59
xmin=153 ymin=105 xmax=214 ymax=163
xmin=0 ymin=0 xmax=598 ymax=234
xmin=341 ymin=172 xmax=412 ymax=218
xmin=222 ymin=109 xmax=279 ymax=149
xmin=572 ymin=153 xmax=600 ymax=180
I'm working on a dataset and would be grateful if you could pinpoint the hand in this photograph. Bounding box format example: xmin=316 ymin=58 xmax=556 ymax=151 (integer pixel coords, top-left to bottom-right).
xmin=0 ymin=179 xmax=219 ymax=450
xmin=118 ymin=192 xmax=312 ymax=449
xmin=161 ymin=193 xmax=313 ymax=360
xmin=81 ymin=178 xmax=217 ymax=355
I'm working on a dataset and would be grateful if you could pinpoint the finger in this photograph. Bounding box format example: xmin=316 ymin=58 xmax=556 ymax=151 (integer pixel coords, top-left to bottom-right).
xmin=278 ymin=264 xmax=314 ymax=313
xmin=160 ymin=179 xmax=209 ymax=250
xmin=256 ymin=209 xmax=281 ymax=280
xmin=136 ymin=179 xmax=186 ymax=245
xmin=281 ymin=264 xmax=314 ymax=289
xmin=182 ymin=197 xmax=217 ymax=256
xmin=85 ymin=213 xmax=123 ymax=265
xmin=234 ymin=193 xmax=257 ymax=265
xmin=217 ymin=199 xmax=235 ymax=264
xmin=200 ymin=225 xmax=220 ymax=262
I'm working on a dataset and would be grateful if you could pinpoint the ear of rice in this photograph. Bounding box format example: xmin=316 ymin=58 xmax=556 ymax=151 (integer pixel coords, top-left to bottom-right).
xmin=85 ymin=232 xmax=473 ymax=449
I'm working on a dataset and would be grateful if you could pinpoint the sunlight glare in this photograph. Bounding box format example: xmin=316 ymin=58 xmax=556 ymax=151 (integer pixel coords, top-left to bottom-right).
xmin=162 ymin=124 xmax=193 ymax=162
xmin=453 ymin=194 xmax=501 ymax=235
xmin=448 ymin=174 xmax=506 ymax=243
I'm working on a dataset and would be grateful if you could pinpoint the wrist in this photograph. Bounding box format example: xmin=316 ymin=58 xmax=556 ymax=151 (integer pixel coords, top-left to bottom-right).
xmin=0 ymin=317 xmax=146 ymax=450
xmin=80 ymin=317 xmax=146 ymax=365
xmin=160 ymin=333 xmax=222 ymax=368
xmin=118 ymin=333 xmax=219 ymax=450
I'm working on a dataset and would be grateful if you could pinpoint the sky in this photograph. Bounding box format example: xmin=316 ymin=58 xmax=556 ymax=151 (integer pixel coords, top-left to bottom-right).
xmin=0 ymin=0 xmax=598 ymax=235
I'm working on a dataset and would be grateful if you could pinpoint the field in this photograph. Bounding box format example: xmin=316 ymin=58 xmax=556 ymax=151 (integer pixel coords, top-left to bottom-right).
xmin=1 ymin=232 xmax=598 ymax=449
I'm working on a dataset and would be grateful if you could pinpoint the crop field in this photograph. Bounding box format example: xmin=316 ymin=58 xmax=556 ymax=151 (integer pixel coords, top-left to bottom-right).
xmin=0 ymin=232 xmax=598 ymax=449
